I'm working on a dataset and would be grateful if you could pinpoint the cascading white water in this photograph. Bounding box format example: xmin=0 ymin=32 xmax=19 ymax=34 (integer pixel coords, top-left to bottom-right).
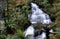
xmin=24 ymin=25 xmax=34 ymax=37
xmin=30 ymin=3 xmax=52 ymax=24
xmin=24 ymin=3 xmax=53 ymax=39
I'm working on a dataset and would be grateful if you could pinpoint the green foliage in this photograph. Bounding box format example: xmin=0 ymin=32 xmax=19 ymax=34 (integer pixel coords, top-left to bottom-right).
xmin=0 ymin=0 xmax=60 ymax=39
xmin=6 ymin=35 xmax=21 ymax=39
xmin=17 ymin=30 xmax=24 ymax=39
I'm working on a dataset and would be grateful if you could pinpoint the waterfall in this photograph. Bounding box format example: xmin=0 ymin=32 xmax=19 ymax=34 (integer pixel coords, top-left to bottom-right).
xmin=24 ymin=3 xmax=53 ymax=39
xmin=30 ymin=3 xmax=52 ymax=24
xmin=24 ymin=25 xmax=34 ymax=37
